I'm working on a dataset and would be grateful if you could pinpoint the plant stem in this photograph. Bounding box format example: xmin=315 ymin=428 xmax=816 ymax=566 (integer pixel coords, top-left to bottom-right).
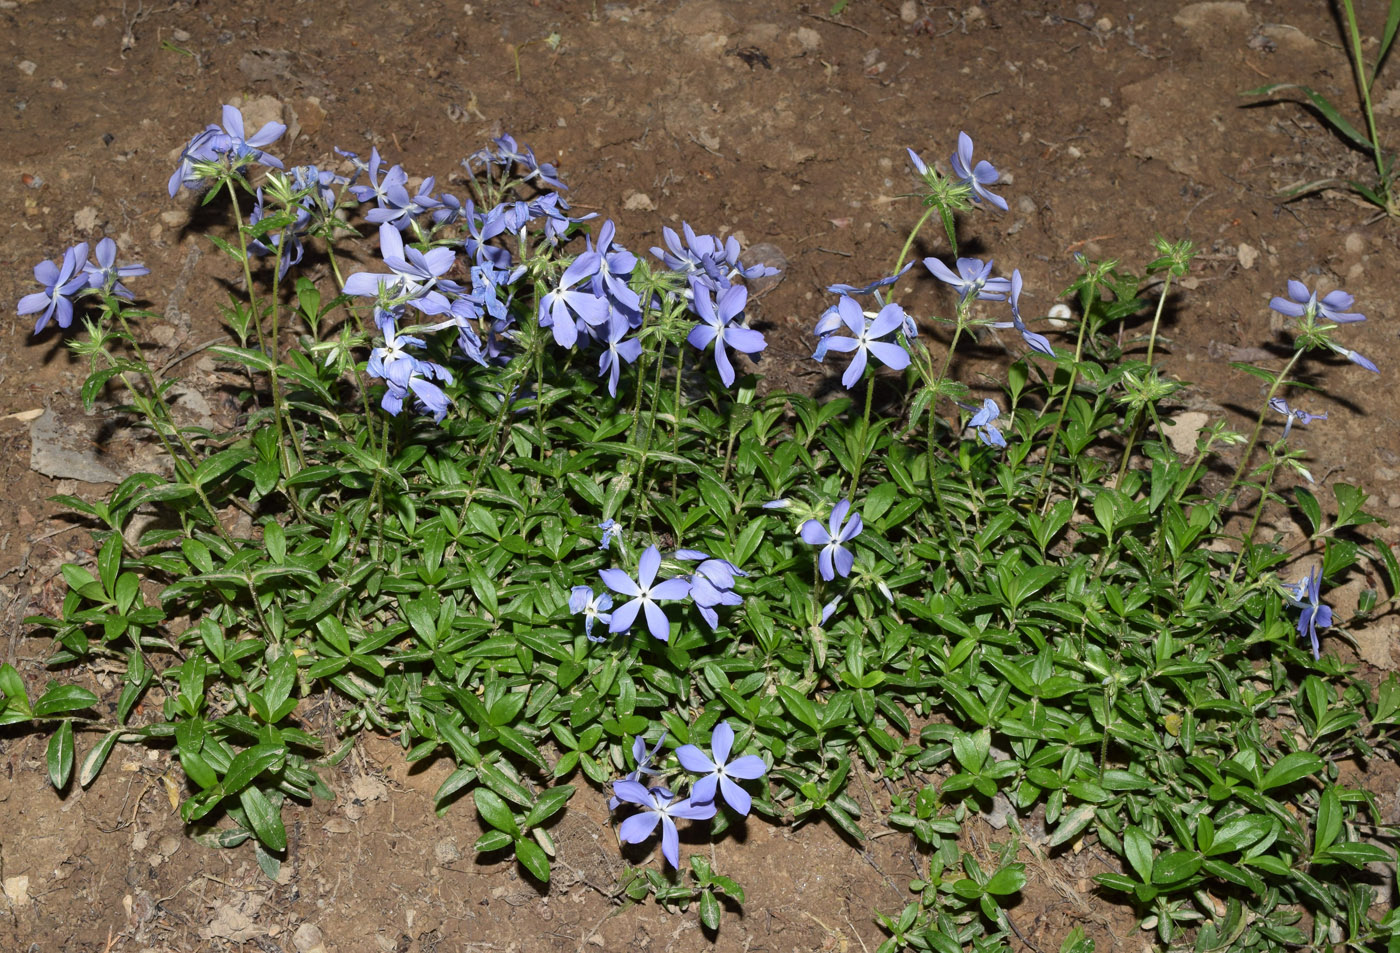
xmin=1224 ymin=348 xmax=1303 ymax=504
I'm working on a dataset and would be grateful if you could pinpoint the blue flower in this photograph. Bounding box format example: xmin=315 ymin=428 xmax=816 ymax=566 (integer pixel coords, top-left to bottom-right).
xmin=209 ymin=103 xmax=286 ymax=171
xmin=600 ymin=545 xmax=693 ymax=641
xmin=677 ymin=552 xmax=747 ymax=630
xmin=950 ymin=131 xmax=1007 ymax=211
xmin=568 ymin=586 xmax=613 ymax=642
xmin=816 ymin=296 xmax=912 ymax=388
xmin=1268 ymin=397 xmax=1327 ymax=439
xmin=167 ymin=126 xmax=223 ymax=196
xmin=676 ymin=721 xmax=767 ymax=816
xmin=1285 ymin=567 xmax=1332 ymax=660
xmin=343 ymin=224 xmax=455 ymax=315
xmin=538 ymin=256 xmax=610 ymax=349
xmin=800 ymin=499 xmax=863 ymax=581
xmin=826 ymin=262 xmax=914 ymax=297
xmin=607 ymin=733 xmax=668 ymax=810
xmin=19 ymin=243 xmax=90 ymax=333
xmin=598 ymin=519 xmax=620 ymax=551
xmin=611 ymin=779 xmax=715 ymax=869
xmin=991 ymin=270 xmax=1054 ymax=357
xmin=81 ymin=238 xmax=148 ymax=299
xmin=1269 ymin=279 xmax=1365 ymax=324
xmin=923 ymin=256 xmax=1011 ymax=303
xmin=686 ymin=282 xmax=767 ymax=388
xmin=963 ymin=398 xmax=1007 ymax=448
xmin=366 ymin=320 xmax=454 ymax=421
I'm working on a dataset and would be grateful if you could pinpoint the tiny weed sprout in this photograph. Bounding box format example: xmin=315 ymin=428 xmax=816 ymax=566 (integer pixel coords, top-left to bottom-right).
xmin=12 ymin=103 xmax=1400 ymax=952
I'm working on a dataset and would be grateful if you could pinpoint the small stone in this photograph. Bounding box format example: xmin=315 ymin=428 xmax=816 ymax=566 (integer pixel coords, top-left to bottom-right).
xmin=73 ymin=206 xmax=101 ymax=231
xmin=172 ymin=28 xmax=191 ymax=42
xmin=3 ymin=876 xmax=29 ymax=907
xmin=899 ymin=0 xmax=918 ymax=22
xmin=1345 ymin=232 xmax=1364 ymax=255
xmin=1236 ymin=242 xmax=1258 ymax=269
xmin=1095 ymin=16 xmax=1113 ymax=31
xmin=433 ymin=837 xmax=461 ymax=865
xmin=17 ymin=60 xmax=36 ymax=75
xmin=160 ymin=210 xmax=185 ymax=227
xmin=1388 ymin=493 xmax=1400 ymax=509
xmin=293 ymin=922 xmax=326 ymax=953
xmin=622 ymin=191 xmax=654 ymax=211
xmin=1163 ymin=411 xmax=1211 ymax=457
xmin=794 ymin=26 xmax=820 ymax=52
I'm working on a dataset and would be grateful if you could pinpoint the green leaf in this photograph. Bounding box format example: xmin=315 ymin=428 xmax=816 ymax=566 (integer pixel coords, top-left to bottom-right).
xmin=32 ymin=683 xmax=99 ymax=717
xmin=47 ymin=720 xmax=74 ymax=789
xmin=79 ymin=730 xmax=121 ymax=787
xmin=514 ymin=836 xmax=551 ymax=882
xmin=1259 ymin=751 xmax=1322 ymax=791
xmin=984 ymin=864 xmax=1026 ymax=896
xmin=473 ymin=787 xmax=520 ymax=836
xmin=523 ymin=785 xmax=575 ymax=829
xmin=222 ymin=743 xmax=286 ymax=795
xmin=699 ymin=889 xmax=721 ymax=930
xmin=1295 ymin=486 xmax=1322 ymax=537
xmin=1123 ymin=825 xmax=1154 ymax=883
xmin=1315 ymin=786 xmax=1342 ymax=855
xmin=239 ymin=785 xmax=287 ymax=852
xmin=1242 ymin=84 xmax=1374 ymax=151
xmin=474 ymin=829 xmax=513 ymax=853
xmin=1151 ymin=851 xmax=1202 ymax=885
xmin=0 ymin=663 xmax=31 ymax=724
xmin=1316 ymin=842 xmax=1392 ymax=867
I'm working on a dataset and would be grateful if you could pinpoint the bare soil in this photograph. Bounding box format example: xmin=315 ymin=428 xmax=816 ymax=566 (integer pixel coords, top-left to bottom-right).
xmin=3 ymin=1 xmax=1399 ymax=950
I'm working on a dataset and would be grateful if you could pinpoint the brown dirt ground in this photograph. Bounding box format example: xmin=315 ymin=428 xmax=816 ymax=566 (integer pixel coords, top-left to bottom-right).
xmin=3 ymin=0 xmax=1400 ymax=950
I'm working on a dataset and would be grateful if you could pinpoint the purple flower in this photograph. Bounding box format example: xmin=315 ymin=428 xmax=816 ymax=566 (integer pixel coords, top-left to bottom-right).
xmin=800 ymin=499 xmax=863 ymax=581
xmin=924 ymin=257 xmax=1011 ymax=303
xmin=572 ymin=220 xmax=640 ymax=312
xmin=1268 ymin=397 xmax=1327 ymax=439
xmin=343 ymin=223 xmax=455 ymax=315
xmin=950 ymin=131 xmax=1007 ymax=211
xmin=686 ymin=282 xmax=767 ymax=388
xmin=678 ymin=552 xmax=747 ymax=631
xmin=208 ymin=103 xmax=286 ymax=172
xmin=168 ymin=126 xmax=223 ymax=196
xmin=826 ymin=262 xmax=914 ymax=298
xmin=81 ymin=238 xmax=149 ymax=299
xmin=816 ymin=296 xmax=912 ymax=389
xmin=598 ymin=312 xmax=643 ymax=396
xmin=611 ymin=779 xmax=715 ymax=869
xmin=366 ymin=321 xmax=454 ymax=421
xmin=963 ymin=398 xmax=1007 ymax=448
xmin=1325 ymin=341 xmax=1379 ymax=374
xmin=1285 ymin=567 xmax=1332 ymax=660
xmin=348 ymin=149 xmax=405 ymax=206
xmin=607 ymin=734 xmax=668 ymax=810
xmin=366 ymin=175 xmax=443 ymax=231
xmin=568 ymin=586 xmax=613 ymax=641
xmin=538 ymin=256 xmax=610 ymax=349
xmin=991 ymin=270 xmax=1054 ymax=357
xmin=598 ymin=519 xmax=620 ymax=550
xmin=600 ymin=545 xmax=693 ymax=642
xmin=1269 ymin=279 xmax=1365 ymax=324
xmin=18 ymin=243 xmax=90 ymax=333
xmin=676 ymin=721 xmax=767 ymax=816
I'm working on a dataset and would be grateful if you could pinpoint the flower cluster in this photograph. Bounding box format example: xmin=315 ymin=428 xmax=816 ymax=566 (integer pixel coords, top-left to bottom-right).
xmin=577 ymin=543 xmax=751 ymax=641
xmin=1285 ymin=567 xmax=1332 ymax=660
xmin=611 ymin=721 xmax=767 ymax=868
xmin=18 ymin=238 xmax=149 ymax=334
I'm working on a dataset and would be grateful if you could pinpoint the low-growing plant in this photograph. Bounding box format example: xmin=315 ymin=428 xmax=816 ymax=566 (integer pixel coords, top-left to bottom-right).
xmin=7 ymin=103 xmax=1400 ymax=951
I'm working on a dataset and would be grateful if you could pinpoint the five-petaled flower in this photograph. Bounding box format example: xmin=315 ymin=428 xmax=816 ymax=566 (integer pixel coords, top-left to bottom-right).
xmin=600 ymin=545 xmax=693 ymax=641
xmin=676 ymin=721 xmax=768 ymax=817
xmin=1285 ymin=567 xmax=1332 ymax=661
xmin=924 ymin=256 xmax=1011 ymax=303
xmin=611 ymin=779 xmax=716 ymax=869
xmin=816 ymin=296 xmax=912 ymax=388
xmin=686 ymin=281 xmax=767 ymax=388
xmin=1268 ymin=397 xmax=1327 ymax=440
xmin=1269 ymin=279 xmax=1365 ymax=324
xmin=568 ymin=586 xmax=613 ymax=642
xmin=19 ymin=243 xmax=90 ymax=334
xmin=950 ymin=131 xmax=1008 ymax=211
xmin=800 ymin=499 xmax=863 ymax=581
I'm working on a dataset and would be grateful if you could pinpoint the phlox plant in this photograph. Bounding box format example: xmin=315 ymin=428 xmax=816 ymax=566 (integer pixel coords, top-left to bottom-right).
xmin=9 ymin=104 xmax=1400 ymax=951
